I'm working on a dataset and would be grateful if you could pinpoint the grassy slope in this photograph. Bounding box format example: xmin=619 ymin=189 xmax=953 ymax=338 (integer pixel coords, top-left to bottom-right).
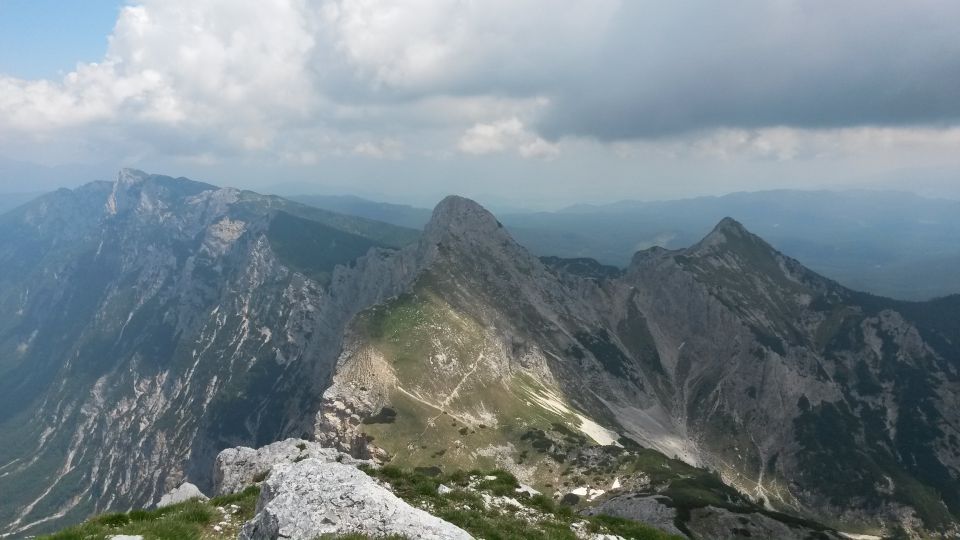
xmin=352 ymin=280 xmax=590 ymax=479
xmin=39 ymin=486 xmax=260 ymax=540
xmin=363 ymin=466 xmax=683 ymax=540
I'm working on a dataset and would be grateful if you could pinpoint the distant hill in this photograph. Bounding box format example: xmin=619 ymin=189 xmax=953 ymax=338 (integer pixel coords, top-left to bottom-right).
xmin=290 ymin=194 xmax=433 ymax=230
xmin=295 ymin=189 xmax=960 ymax=300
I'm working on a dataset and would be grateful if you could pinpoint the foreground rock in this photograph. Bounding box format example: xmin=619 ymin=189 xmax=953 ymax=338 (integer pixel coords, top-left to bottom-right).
xmin=156 ymin=482 xmax=208 ymax=508
xmin=239 ymin=458 xmax=473 ymax=540
xmin=214 ymin=438 xmax=372 ymax=496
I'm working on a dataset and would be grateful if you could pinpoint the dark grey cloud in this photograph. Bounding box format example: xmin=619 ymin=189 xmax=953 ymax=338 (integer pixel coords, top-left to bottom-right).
xmin=537 ymin=0 xmax=960 ymax=139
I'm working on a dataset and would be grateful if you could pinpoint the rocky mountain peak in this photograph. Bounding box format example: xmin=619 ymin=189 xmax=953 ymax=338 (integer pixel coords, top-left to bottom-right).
xmin=419 ymin=196 xmax=521 ymax=262
xmin=423 ymin=195 xmax=504 ymax=240
xmin=117 ymin=167 xmax=151 ymax=186
xmin=105 ymin=169 xmax=217 ymax=217
xmin=684 ymin=216 xmax=781 ymax=264
xmin=696 ymin=216 xmax=750 ymax=247
xmin=106 ymin=168 xmax=149 ymax=215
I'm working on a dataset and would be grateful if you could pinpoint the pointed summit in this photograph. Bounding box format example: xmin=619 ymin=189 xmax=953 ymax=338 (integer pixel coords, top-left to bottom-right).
xmin=688 ymin=216 xmax=767 ymax=254
xmin=700 ymin=216 xmax=750 ymax=243
xmin=416 ymin=195 xmax=538 ymax=278
xmin=713 ymin=216 xmax=748 ymax=234
xmin=677 ymin=215 xmax=834 ymax=302
xmin=422 ymin=195 xmax=508 ymax=244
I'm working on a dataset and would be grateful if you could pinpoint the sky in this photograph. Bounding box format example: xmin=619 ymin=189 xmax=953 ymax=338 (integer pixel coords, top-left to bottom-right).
xmin=0 ymin=0 xmax=958 ymax=208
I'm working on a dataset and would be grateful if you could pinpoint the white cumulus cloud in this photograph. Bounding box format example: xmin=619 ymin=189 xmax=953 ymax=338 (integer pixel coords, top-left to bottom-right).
xmin=458 ymin=118 xmax=558 ymax=159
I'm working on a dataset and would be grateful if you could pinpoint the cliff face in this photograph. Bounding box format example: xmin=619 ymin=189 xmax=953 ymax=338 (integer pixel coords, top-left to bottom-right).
xmin=2 ymin=174 xmax=959 ymax=538
xmin=0 ymin=170 xmax=419 ymax=537
xmin=624 ymin=219 xmax=960 ymax=532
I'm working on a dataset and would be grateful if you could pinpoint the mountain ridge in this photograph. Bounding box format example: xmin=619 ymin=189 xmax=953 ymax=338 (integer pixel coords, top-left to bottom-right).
xmin=290 ymin=190 xmax=960 ymax=300
xmin=321 ymin=193 xmax=960 ymax=536
xmin=0 ymin=171 xmax=422 ymax=537
xmin=1 ymin=171 xmax=958 ymax=538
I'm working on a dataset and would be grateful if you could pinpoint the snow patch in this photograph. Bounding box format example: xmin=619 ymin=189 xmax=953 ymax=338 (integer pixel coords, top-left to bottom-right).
xmin=570 ymin=486 xmax=606 ymax=501
xmin=576 ymin=415 xmax=618 ymax=446
xmin=527 ymin=386 xmax=619 ymax=445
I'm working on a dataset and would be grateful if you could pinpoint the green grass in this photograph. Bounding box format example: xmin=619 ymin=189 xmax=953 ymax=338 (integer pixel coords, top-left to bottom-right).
xmin=474 ymin=469 xmax=521 ymax=496
xmin=588 ymin=514 xmax=683 ymax=540
xmin=364 ymin=466 xmax=684 ymax=540
xmin=40 ymin=486 xmax=260 ymax=540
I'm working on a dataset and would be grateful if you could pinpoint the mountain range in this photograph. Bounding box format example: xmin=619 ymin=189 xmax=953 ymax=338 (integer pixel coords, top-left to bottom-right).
xmin=1 ymin=170 xmax=959 ymax=539
xmin=293 ymin=190 xmax=960 ymax=301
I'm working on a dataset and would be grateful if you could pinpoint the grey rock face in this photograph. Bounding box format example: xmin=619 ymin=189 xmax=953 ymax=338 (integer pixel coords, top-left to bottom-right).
xmin=620 ymin=220 xmax=960 ymax=533
xmin=213 ymin=438 xmax=371 ymax=496
xmin=155 ymin=482 xmax=208 ymax=508
xmin=0 ymin=170 xmax=418 ymax=537
xmin=239 ymin=458 xmax=472 ymax=540
xmin=587 ymin=495 xmax=684 ymax=537
xmin=686 ymin=505 xmax=844 ymax=540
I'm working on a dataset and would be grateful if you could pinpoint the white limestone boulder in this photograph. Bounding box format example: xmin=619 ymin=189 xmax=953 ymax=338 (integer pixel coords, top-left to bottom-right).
xmin=155 ymin=482 xmax=208 ymax=508
xmin=239 ymin=458 xmax=472 ymax=540
xmin=213 ymin=438 xmax=371 ymax=496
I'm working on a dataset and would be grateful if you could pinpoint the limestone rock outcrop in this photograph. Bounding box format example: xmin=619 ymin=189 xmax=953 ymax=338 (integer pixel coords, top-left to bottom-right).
xmin=213 ymin=438 xmax=372 ymax=496
xmin=155 ymin=482 xmax=208 ymax=508
xmin=238 ymin=458 xmax=472 ymax=540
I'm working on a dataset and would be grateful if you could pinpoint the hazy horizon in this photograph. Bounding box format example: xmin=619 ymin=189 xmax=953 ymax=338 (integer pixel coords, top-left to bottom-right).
xmin=3 ymin=163 xmax=960 ymax=213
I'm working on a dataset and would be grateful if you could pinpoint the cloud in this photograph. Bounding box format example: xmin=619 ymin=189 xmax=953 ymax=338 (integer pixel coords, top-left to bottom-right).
xmin=518 ymin=137 xmax=560 ymax=160
xmin=353 ymin=138 xmax=404 ymax=159
xmin=0 ymin=0 xmax=322 ymax=161
xmin=538 ymin=1 xmax=960 ymax=139
xmin=0 ymin=0 xmax=958 ymax=179
xmin=316 ymin=0 xmax=618 ymax=95
xmin=458 ymin=118 xmax=558 ymax=159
